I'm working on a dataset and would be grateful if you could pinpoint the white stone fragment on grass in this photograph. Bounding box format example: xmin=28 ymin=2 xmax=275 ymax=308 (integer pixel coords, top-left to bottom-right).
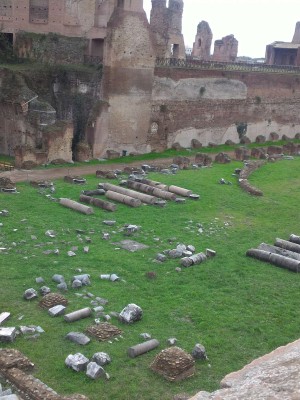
xmin=0 ymin=312 xmax=10 ymax=326
xmin=66 ymin=332 xmax=91 ymax=345
xmin=92 ymin=352 xmax=111 ymax=366
xmin=23 ymin=288 xmax=38 ymax=300
xmin=65 ymin=353 xmax=89 ymax=372
xmin=48 ymin=305 xmax=66 ymax=317
xmin=86 ymin=362 xmax=105 ymax=380
xmin=0 ymin=327 xmax=17 ymax=342
xmin=119 ymin=303 xmax=143 ymax=324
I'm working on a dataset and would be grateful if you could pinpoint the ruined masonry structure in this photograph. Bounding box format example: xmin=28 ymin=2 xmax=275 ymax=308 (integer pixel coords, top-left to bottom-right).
xmin=266 ymin=21 xmax=300 ymax=66
xmin=191 ymin=21 xmax=213 ymax=60
xmin=0 ymin=1 xmax=300 ymax=166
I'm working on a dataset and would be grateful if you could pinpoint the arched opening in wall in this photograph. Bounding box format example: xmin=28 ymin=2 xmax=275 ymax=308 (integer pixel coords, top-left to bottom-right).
xmin=117 ymin=0 xmax=124 ymax=8
xmin=198 ymin=39 xmax=202 ymax=48
xmin=171 ymin=43 xmax=179 ymax=58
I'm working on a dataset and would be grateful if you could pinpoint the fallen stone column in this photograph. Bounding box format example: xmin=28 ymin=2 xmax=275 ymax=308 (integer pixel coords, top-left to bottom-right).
xmin=64 ymin=308 xmax=92 ymax=323
xmin=246 ymin=248 xmax=300 ymax=272
xmin=103 ymin=183 xmax=157 ymax=205
xmin=128 ymin=339 xmax=160 ymax=358
xmin=59 ymin=198 xmax=93 ymax=215
xmin=289 ymin=234 xmax=300 ymax=245
xmin=258 ymin=243 xmax=300 ymax=261
xmin=275 ymin=238 xmax=300 ymax=254
xmin=127 ymin=181 xmax=176 ymax=201
xmin=105 ymin=190 xmax=141 ymax=208
xmin=168 ymin=185 xmax=192 ymax=197
xmin=181 ymin=252 xmax=207 ymax=267
xmin=79 ymin=194 xmax=116 ymax=212
xmin=140 ymin=178 xmax=169 ymax=191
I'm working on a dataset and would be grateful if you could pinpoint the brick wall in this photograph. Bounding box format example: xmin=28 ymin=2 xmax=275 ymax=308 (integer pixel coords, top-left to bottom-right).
xmin=149 ymin=67 xmax=300 ymax=149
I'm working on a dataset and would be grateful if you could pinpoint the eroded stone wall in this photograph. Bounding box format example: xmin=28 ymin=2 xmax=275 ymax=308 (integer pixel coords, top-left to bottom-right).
xmin=148 ymin=67 xmax=300 ymax=150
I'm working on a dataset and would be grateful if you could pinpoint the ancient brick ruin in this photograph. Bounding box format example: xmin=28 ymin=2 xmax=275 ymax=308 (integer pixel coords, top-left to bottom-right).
xmin=191 ymin=21 xmax=238 ymax=62
xmin=0 ymin=1 xmax=300 ymax=166
xmin=266 ymin=21 xmax=300 ymax=66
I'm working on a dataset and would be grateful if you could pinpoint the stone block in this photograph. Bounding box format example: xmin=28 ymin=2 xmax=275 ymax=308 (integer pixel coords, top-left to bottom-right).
xmin=65 ymin=332 xmax=91 ymax=345
xmin=48 ymin=305 xmax=66 ymax=317
xmin=65 ymin=353 xmax=89 ymax=372
xmin=0 ymin=327 xmax=17 ymax=342
xmin=86 ymin=362 xmax=105 ymax=379
xmin=0 ymin=312 xmax=10 ymax=326
xmin=119 ymin=304 xmax=142 ymax=324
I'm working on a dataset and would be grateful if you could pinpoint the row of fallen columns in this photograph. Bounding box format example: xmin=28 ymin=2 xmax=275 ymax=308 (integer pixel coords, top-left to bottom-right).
xmin=246 ymin=234 xmax=300 ymax=272
xmin=59 ymin=178 xmax=197 ymax=213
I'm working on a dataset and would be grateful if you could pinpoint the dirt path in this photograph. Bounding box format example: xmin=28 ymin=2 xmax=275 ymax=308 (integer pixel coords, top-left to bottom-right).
xmin=0 ymin=157 xmax=180 ymax=183
xmin=1 ymin=151 xmax=237 ymax=183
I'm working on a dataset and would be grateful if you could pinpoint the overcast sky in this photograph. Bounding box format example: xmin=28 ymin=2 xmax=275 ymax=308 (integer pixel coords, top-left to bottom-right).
xmin=143 ymin=0 xmax=300 ymax=58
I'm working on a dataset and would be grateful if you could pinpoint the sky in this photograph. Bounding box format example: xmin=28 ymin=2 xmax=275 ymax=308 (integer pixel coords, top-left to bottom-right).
xmin=143 ymin=0 xmax=300 ymax=58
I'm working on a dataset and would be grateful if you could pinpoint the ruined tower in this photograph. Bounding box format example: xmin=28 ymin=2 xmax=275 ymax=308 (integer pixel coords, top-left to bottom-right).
xmin=292 ymin=21 xmax=300 ymax=43
xmin=93 ymin=0 xmax=156 ymax=157
xmin=212 ymin=34 xmax=238 ymax=62
xmin=150 ymin=0 xmax=185 ymax=59
xmin=191 ymin=21 xmax=212 ymax=60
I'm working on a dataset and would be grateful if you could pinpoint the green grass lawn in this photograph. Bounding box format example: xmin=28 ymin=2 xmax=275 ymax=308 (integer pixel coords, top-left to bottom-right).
xmin=0 ymin=158 xmax=299 ymax=400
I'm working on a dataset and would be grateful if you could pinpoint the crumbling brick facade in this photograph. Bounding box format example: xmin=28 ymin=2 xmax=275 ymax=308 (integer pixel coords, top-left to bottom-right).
xmin=150 ymin=0 xmax=185 ymax=59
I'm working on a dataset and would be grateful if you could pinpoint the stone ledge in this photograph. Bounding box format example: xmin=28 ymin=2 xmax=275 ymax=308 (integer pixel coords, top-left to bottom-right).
xmin=189 ymin=338 xmax=300 ymax=400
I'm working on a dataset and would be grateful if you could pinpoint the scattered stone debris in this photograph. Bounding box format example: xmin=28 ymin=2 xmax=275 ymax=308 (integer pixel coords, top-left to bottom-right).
xmin=65 ymin=353 xmax=89 ymax=372
xmin=52 ymin=274 xmax=65 ymax=284
xmin=48 ymin=305 xmax=66 ymax=317
xmin=65 ymin=332 xmax=91 ymax=346
xmin=123 ymin=224 xmax=140 ymax=235
xmin=64 ymin=176 xmax=86 ymax=185
xmin=23 ymin=288 xmax=38 ymax=300
xmin=91 ymin=352 xmax=111 ymax=366
xmin=140 ymin=333 xmax=152 ymax=340
xmin=45 ymin=230 xmax=56 ymax=238
xmin=0 ymin=209 xmax=9 ymax=216
xmin=86 ymin=362 xmax=105 ymax=380
xmin=0 ymin=177 xmax=17 ymax=193
xmin=150 ymin=347 xmax=195 ymax=382
xmin=39 ymin=293 xmax=68 ymax=309
xmin=0 ymin=327 xmax=17 ymax=343
xmin=156 ymin=253 xmax=167 ymax=262
xmin=191 ymin=343 xmax=208 ymax=360
xmin=0 ymin=312 xmax=10 ymax=325
xmin=86 ymin=323 xmax=123 ymax=341
xmin=57 ymin=282 xmax=68 ymax=291
xmin=167 ymin=338 xmax=177 ymax=346
xmin=103 ymin=220 xmax=116 ymax=226
xmin=113 ymin=240 xmax=149 ymax=252
xmin=40 ymin=286 xmax=51 ymax=296
xmin=119 ymin=304 xmax=143 ymax=324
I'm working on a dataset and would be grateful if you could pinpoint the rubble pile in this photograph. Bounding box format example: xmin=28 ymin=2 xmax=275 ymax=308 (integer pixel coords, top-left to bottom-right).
xmin=86 ymin=323 xmax=123 ymax=341
xmin=150 ymin=347 xmax=195 ymax=382
xmin=39 ymin=293 xmax=68 ymax=309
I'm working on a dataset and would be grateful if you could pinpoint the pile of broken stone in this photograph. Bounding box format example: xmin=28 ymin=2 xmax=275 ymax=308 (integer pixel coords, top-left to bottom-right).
xmin=155 ymin=243 xmax=216 ymax=270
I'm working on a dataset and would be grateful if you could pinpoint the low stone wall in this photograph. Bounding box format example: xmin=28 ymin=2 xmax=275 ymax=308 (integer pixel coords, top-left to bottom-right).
xmin=0 ymin=348 xmax=88 ymax=400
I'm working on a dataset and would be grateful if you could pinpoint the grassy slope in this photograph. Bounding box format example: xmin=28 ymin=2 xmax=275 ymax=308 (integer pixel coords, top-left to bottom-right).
xmin=0 ymin=159 xmax=299 ymax=400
